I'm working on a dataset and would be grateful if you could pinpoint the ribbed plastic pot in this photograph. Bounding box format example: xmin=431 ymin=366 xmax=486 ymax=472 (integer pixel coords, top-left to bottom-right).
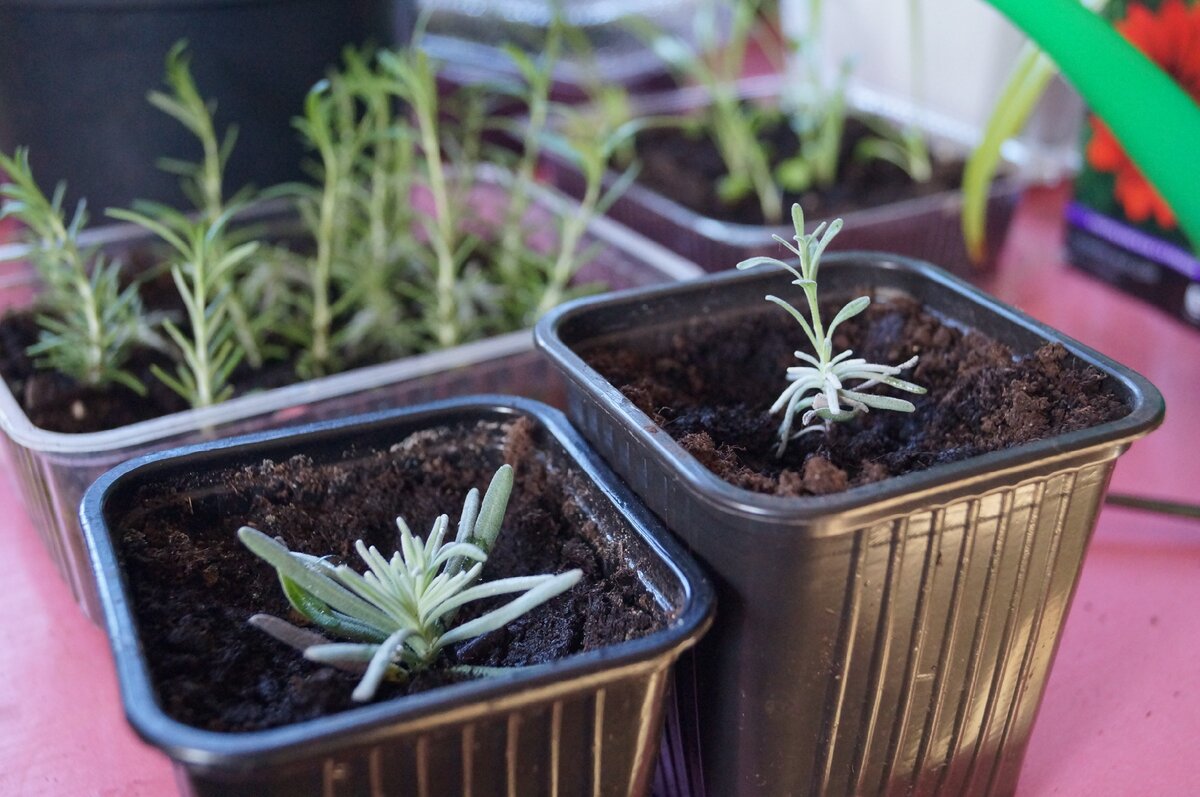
xmin=0 ymin=0 xmax=410 ymax=212
xmin=534 ymin=253 xmax=1165 ymax=797
xmin=542 ymin=75 xmax=1021 ymax=274
xmin=79 ymin=396 xmax=714 ymax=797
xmin=0 ymin=171 xmax=699 ymax=621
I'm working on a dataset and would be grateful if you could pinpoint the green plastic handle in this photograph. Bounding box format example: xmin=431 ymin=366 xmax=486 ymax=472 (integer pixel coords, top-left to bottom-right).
xmin=984 ymin=0 xmax=1200 ymax=247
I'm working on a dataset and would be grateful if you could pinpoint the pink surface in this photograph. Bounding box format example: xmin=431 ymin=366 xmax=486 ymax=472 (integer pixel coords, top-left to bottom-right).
xmin=982 ymin=186 xmax=1200 ymax=797
xmin=0 ymin=184 xmax=1197 ymax=795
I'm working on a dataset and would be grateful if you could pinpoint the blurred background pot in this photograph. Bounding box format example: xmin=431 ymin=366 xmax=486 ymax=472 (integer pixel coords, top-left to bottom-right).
xmin=542 ymin=76 xmax=1022 ymax=274
xmin=0 ymin=0 xmax=411 ymax=211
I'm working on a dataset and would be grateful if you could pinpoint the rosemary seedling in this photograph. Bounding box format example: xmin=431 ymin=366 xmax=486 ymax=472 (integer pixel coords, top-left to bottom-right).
xmin=636 ymin=0 xmax=783 ymax=223
xmin=381 ymin=47 xmax=464 ymax=349
xmin=0 ymin=149 xmax=148 ymax=393
xmin=109 ymin=203 xmax=257 ymax=408
xmin=150 ymin=42 xmax=271 ymax=369
xmin=738 ymin=204 xmax=926 ymax=455
xmin=495 ymin=21 xmax=562 ymax=287
xmin=240 ymin=465 xmax=582 ymax=702
xmin=527 ymin=101 xmax=640 ymax=320
xmin=150 ymin=42 xmax=241 ymax=220
xmin=783 ymin=0 xmax=931 ymax=193
xmin=291 ymin=75 xmax=361 ymax=377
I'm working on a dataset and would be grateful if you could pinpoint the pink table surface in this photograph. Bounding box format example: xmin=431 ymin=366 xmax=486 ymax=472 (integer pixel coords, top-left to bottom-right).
xmin=0 ymin=184 xmax=1197 ymax=796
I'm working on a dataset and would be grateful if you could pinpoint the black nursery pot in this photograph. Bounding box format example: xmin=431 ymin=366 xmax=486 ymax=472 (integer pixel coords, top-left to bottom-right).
xmin=0 ymin=0 xmax=409 ymax=212
xmin=534 ymin=254 xmax=1164 ymax=796
xmin=80 ymin=396 xmax=713 ymax=797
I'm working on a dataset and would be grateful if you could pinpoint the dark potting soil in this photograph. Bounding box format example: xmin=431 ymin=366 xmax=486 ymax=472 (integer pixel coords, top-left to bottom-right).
xmin=108 ymin=417 xmax=667 ymax=732
xmin=585 ymin=293 xmax=1129 ymax=496
xmin=633 ymin=116 xmax=963 ymax=226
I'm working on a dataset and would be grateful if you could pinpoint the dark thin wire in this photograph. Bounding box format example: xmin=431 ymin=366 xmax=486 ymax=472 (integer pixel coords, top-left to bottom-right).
xmin=1105 ymin=493 xmax=1200 ymax=520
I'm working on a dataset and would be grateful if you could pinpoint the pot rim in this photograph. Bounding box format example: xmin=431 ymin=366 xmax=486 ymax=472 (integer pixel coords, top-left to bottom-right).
xmin=534 ymin=251 xmax=1165 ymax=532
xmin=79 ymin=395 xmax=715 ymax=771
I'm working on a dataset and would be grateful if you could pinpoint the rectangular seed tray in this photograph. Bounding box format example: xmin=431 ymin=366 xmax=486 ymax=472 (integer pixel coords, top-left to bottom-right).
xmin=0 ymin=169 xmax=699 ymax=621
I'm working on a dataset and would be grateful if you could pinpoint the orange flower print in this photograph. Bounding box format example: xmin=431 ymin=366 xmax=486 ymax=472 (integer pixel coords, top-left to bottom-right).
xmin=1086 ymin=0 xmax=1200 ymax=229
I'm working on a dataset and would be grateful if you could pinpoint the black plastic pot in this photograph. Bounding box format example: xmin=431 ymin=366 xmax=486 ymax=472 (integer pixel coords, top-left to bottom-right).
xmin=79 ymin=396 xmax=713 ymax=796
xmin=534 ymin=254 xmax=1164 ymax=796
xmin=0 ymin=0 xmax=409 ymax=212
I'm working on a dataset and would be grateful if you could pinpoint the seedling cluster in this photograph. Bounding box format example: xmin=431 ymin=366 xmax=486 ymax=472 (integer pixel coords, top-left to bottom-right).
xmin=628 ymin=0 xmax=933 ymax=224
xmin=1 ymin=29 xmax=631 ymax=410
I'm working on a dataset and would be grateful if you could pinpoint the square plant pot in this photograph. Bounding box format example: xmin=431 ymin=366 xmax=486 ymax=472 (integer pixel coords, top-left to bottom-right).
xmin=534 ymin=253 xmax=1164 ymax=796
xmin=542 ymin=74 xmax=1022 ymax=274
xmin=0 ymin=170 xmax=699 ymax=621
xmin=80 ymin=396 xmax=714 ymax=797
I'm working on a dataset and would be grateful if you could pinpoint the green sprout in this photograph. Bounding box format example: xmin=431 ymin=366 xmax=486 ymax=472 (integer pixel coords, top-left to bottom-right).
xmin=738 ymin=205 xmax=926 ymax=455
xmin=633 ymin=0 xmax=932 ymax=224
xmin=783 ymin=0 xmax=931 ymax=193
xmin=0 ymin=148 xmax=149 ymax=394
xmin=109 ymin=202 xmax=257 ymax=408
xmin=635 ymin=0 xmax=783 ymax=223
xmin=149 ymin=42 xmax=272 ymax=369
xmin=239 ymin=465 xmax=582 ymax=702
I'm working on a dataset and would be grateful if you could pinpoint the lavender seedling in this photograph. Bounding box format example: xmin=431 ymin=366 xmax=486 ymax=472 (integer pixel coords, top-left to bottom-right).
xmin=240 ymin=465 xmax=582 ymax=702
xmin=738 ymin=204 xmax=926 ymax=455
xmin=494 ymin=20 xmax=563 ymax=287
xmin=291 ymin=75 xmax=361 ymax=377
xmin=0 ymin=149 xmax=149 ymax=394
xmin=530 ymin=106 xmax=640 ymax=320
xmin=783 ymin=0 xmax=930 ymax=194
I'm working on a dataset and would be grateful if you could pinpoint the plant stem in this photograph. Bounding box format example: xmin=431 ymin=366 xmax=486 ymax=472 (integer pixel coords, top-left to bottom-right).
xmin=534 ymin=163 xmax=599 ymax=317
xmin=40 ymin=211 xmax=106 ymax=384
xmin=183 ymin=252 xmax=215 ymax=407
xmin=311 ymin=151 xmax=338 ymax=373
xmin=410 ymin=63 xmax=459 ymax=348
xmin=497 ymin=28 xmax=559 ymax=284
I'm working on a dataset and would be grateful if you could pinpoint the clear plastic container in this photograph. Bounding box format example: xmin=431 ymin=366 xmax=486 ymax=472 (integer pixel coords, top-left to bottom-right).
xmin=0 ymin=172 xmax=700 ymax=621
xmin=542 ymin=74 xmax=1023 ymax=273
xmin=80 ymin=397 xmax=715 ymax=797
xmin=535 ymin=254 xmax=1165 ymax=796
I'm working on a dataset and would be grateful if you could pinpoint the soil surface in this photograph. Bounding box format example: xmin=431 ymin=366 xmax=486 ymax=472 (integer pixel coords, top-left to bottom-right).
xmin=108 ymin=417 xmax=667 ymax=731
xmin=585 ymin=293 xmax=1128 ymax=496
xmin=633 ymin=116 xmax=963 ymax=226
xmin=0 ymin=251 xmax=333 ymax=433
